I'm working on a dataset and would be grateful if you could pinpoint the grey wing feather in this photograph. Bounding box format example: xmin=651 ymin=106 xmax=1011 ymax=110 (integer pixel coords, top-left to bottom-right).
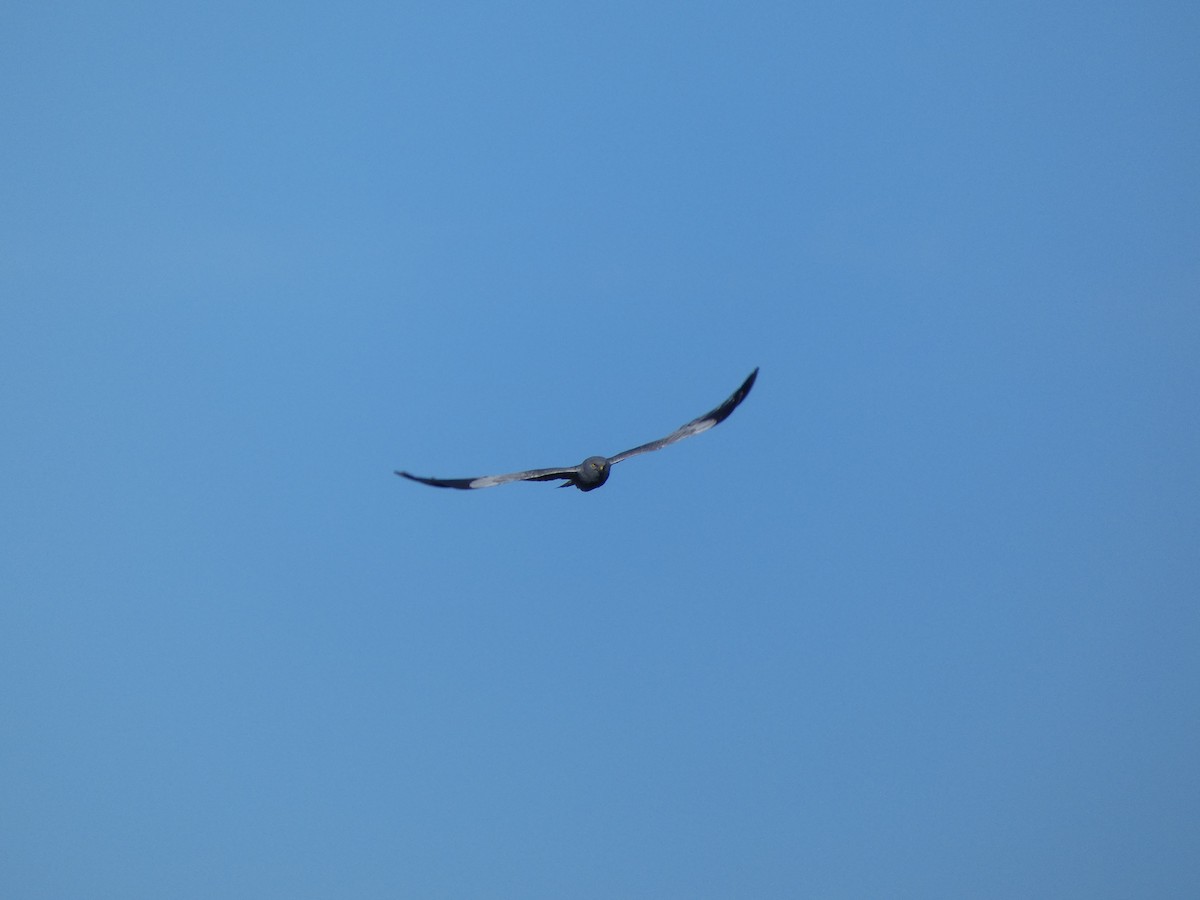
xmin=395 ymin=466 xmax=581 ymax=490
xmin=607 ymin=367 xmax=758 ymax=465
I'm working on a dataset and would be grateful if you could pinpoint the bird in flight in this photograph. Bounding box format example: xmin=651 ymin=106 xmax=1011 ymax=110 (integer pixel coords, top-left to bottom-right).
xmin=396 ymin=367 xmax=758 ymax=492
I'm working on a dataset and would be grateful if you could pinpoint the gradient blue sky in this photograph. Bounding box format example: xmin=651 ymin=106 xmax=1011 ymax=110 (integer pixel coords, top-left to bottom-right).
xmin=2 ymin=2 xmax=1198 ymax=897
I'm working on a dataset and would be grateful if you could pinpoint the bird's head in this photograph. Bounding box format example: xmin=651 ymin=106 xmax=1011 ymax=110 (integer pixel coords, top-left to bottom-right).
xmin=577 ymin=456 xmax=611 ymax=490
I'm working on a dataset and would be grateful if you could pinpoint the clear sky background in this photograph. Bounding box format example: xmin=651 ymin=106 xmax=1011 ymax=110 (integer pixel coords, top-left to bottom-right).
xmin=2 ymin=2 xmax=1198 ymax=897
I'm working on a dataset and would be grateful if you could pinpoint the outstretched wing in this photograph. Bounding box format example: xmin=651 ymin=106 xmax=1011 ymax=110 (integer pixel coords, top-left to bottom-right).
xmin=395 ymin=465 xmax=581 ymax=490
xmin=607 ymin=367 xmax=758 ymax=465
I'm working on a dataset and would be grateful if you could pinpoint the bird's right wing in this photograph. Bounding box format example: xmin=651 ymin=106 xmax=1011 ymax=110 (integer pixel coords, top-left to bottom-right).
xmin=395 ymin=465 xmax=581 ymax=490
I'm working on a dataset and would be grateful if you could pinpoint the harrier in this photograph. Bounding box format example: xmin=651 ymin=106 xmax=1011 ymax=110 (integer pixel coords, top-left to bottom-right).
xmin=396 ymin=367 xmax=758 ymax=492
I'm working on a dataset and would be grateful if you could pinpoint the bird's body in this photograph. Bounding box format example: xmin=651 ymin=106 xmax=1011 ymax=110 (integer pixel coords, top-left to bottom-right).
xmin=396 ymin=368 xmax=757 ymax=493
xmin=568 ymin=456 xmax=611 ymax=492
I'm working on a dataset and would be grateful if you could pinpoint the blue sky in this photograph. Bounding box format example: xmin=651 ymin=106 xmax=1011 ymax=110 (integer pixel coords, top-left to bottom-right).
xmin=2 ymin=2 xmax=1198 ymax=897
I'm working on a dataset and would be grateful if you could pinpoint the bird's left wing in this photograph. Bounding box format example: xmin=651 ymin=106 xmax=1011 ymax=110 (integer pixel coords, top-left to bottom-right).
xmin=607 ymin=368 xmax=758 ymax=465
xmin=395 ymin=465 xmax=581 ymax=490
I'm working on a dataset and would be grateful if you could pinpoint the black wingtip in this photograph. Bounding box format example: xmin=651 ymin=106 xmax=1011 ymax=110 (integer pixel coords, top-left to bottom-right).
xmin=720 ymin=367 xmax=758 ymax=416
